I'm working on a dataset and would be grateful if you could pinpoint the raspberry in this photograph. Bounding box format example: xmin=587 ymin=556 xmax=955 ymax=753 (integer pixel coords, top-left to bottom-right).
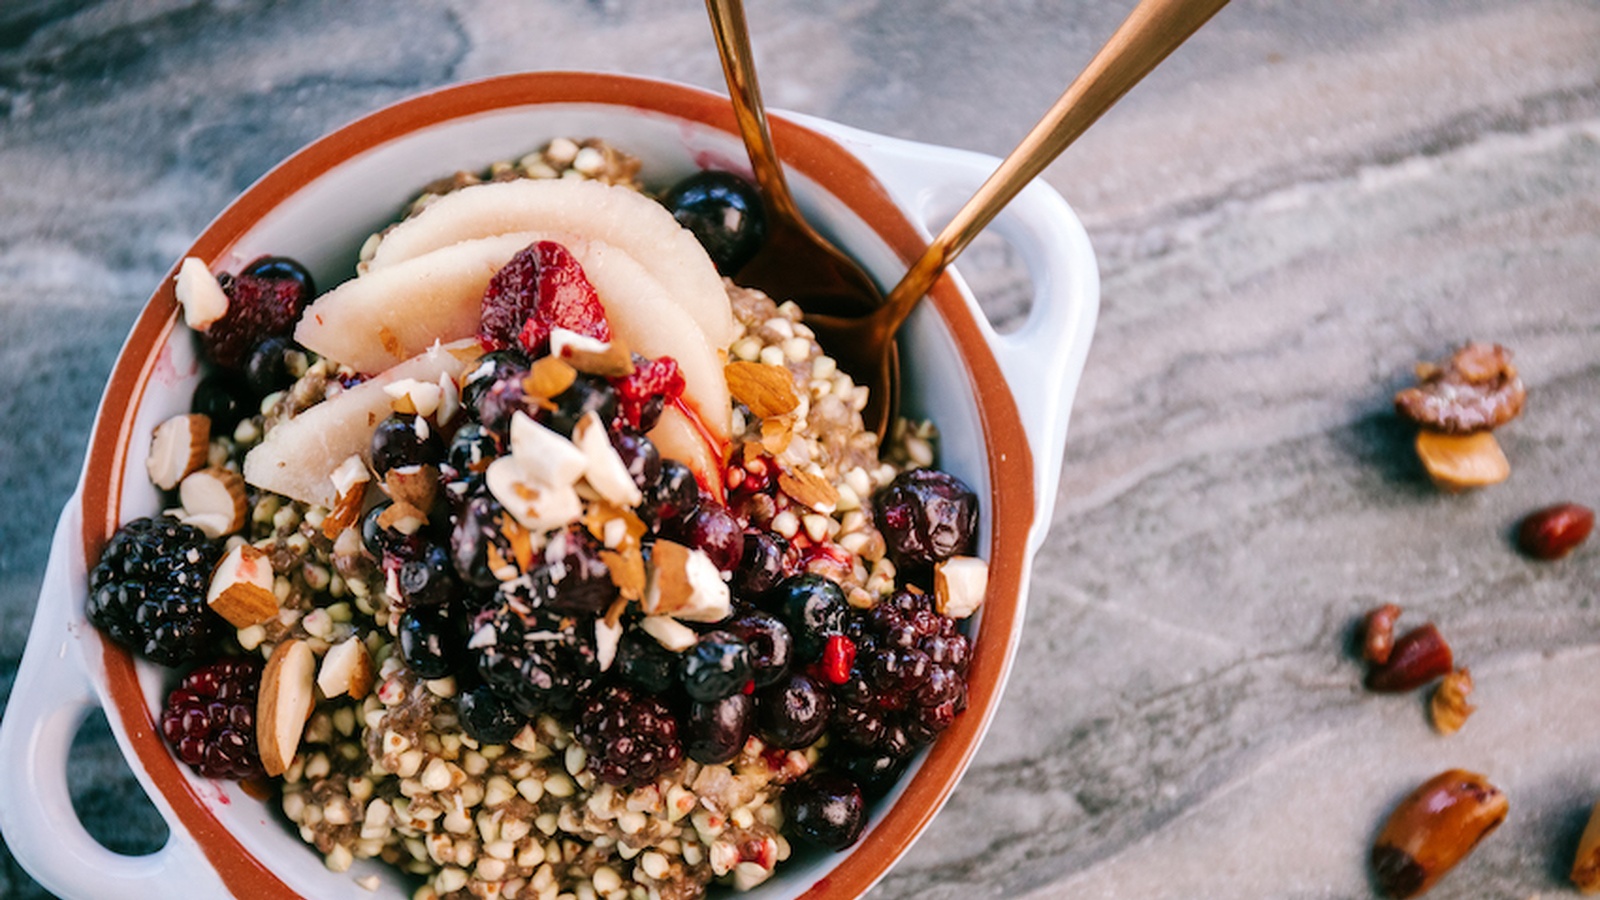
xmin=159 ymin=658 xmax=265 ymax=779
xmin=478 ymin=240 xmax=611 ymax=354
xmin=613 ymin=355 xmax=684 ymax=432
xmin=87 ymin=516 xmax=221 ymax=666
xmin=202 ymin=256 xmax=315 ymax=370
xmin=574 ymin=684 xmax=683 ymax=787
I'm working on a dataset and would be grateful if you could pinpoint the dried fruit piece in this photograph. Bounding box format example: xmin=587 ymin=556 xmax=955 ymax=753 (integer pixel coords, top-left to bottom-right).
xmin=257 ymin=638 xmax=316 ymax=777
xmin=1414 ymin=431 xmax=1509 ymax=492
xmin=1394 ymin=342 xmax=1525 ymax=434
xmin=146 ymin=413 xmax=210 ymax=491
xmin=1371 ymin=769 xmax=1507 ymax=898
xmin=1367 ymin=623 xmax=1453 ymax=693
xmin=205 ymin=544 xmax=279 ymax=628
xmin=1570 ymin=799 xmax=1600 ymax=893
xmin=478 ymin=239 xmax=611 ymax=353
xmin=203 ymin=257 xmax=315 ymax=370
xmin=1429 ymin=668 xmax=1475 ymax=736
xmin=1363 ymin=603 xmax=1403 ymax=666
xmin=1517 ymin=502 xmax=1594 ymax=560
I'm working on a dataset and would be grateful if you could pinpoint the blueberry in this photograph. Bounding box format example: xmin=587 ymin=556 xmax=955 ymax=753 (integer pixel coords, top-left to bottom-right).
xmin=681 ymin=630 xmax=751 ymax=703
xmin=370 ymin=413 xmax=445 ymax=477
xmin=768 ymin=574 xmax=849 ymax=661
xmin=460 ymin=350 xmax=530 ymax=415
xmin=662 ymin=171 xmax=766 ymax=274
xmin=755 ymin=671 xmax=831 ymax=749
xmin=614 ymin=630 xmax=681 ymax=694
xmin=450 ymin=492 xmax=512 ymax=588
xmin=240 ymin=255 xmax=315 ymax=297
xmin=398 ymin=543 xmax=457 ymax=607
xmin=784 ymin=772 xmax=866 ymax=850
xmin=191 ymin=371 xmax=253 ymax=434
xmin=734 ymin=531 xmax=787 ymax=597
xmin=833 ymin=749 xmax=911 ymax=799
xmin=642 ymin=460 xmax=700 ymax=531
xmin=243 ymin=335 xmax=299 ymax=397
xmin=685 ymin=693 xmax=753 ymax=765
xmin=442 ymin=423 xmax=502 ymax=485
xmin=547 ymin=375 xmax=617 ymax=436
xmin=457 ymin=683 xmax=525 ymax=745
xmin=398 ymin=604 xmax=465 ymax=680
xmin=727 ymin=609 xmax=792 ymax=688
xmin=678 ymin=501 xmax=744 ymax=573
xmin=608 ymin=428 xmax=661 ymax=492
xmin=360 ymin=501 xmax=426 ymax=561
xmin=530 ymin=527 xmax=617 ymax=615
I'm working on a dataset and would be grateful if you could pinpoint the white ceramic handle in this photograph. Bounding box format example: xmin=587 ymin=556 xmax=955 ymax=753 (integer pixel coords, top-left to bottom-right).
xmin=0 ymin=500 xmax=225 ymax=899
xmin=788 ymin=115 xmax=1100 ymax=539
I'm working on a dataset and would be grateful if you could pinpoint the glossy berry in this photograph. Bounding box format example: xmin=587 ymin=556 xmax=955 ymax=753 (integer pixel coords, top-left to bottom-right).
xmin=755 ymin=671 xmax=831 ymax=749
xmin=662 ymin=171 xmax=766 ymax=274
xmin=768 ymin=574 xmax=849 ymax=662
xmin=398 ymin=604 xmax=465 ymax=679
xmin=678 ymin=500 xmax=745 ymax=573
xmin=479 ymin=240 xmax=611 ymax=354
xmin=727 ymin=609 xmax=792 ymax=688
xmin=784 ymin=772 xmax=866 ymax=851
xmin=360 ymin=501 xmax=428 ymax=562
xmin=547 ymin=375 xmax=618 ymax=437
xmin=527 ymin=526 xmax=617 ymax=615
xmin=191 ymin=371 xmax=253 ymax=435
xmin=473 ymin=603 xmax=598 ymax=716
xmin=370 ymin=413 xmax=445 ymax=477
xmin=734 ymin=531 xmax=788 ymax=597
xmin=159 ymin=658 xmax=264 ymax=780
xmin=686 ymin=693 xmax=753 ymax=765
xmin=87 ymin=516 xmax=220 ymax=666
xmin=642 ymin=460 xmax=701 ymax=531
xmin=874 ymin=469 xmax=979 ymax=568
xmin=574 ymin=684 xmax=683 ymax=787
xmin=461 ymin=351 xmax=531 ymax=433
xmin=398 ymin=543 xmax=457 ymax=608
xmin=243 ymin=335 xmax=299 ymax=397
xmin=614 ymin=630 xmax=682 ymax=694
xmin=833 ymin=590 xmax=970 ymax=759
xmin=442 ymin=423 xmax=502 ymax=486
xmin=204 ymin=256 xmax=315 ymax=370
xmin=681 ymin=631 xmax=752 ymax=703
xmin=450 ymin=491 xmax=515 ymax=588
xmin=608 ymin=428 xmax=661 ymax=492
xmin=457 ymin=684 xmax=526 ymax=745
xmin=613 ymin=355 xmax=684 ymax=433
xmin=833 ymin=749 xmax=911 ymax=799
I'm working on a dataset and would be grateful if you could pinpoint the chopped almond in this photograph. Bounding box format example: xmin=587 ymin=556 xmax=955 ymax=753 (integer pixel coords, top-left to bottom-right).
xmin=726 ymin=361 xmax=800 ymax=419
xmin=257 ymin=639 xmax=316 ymax=777
xmin=178 ymin=467 xmax=247 ymax=538
xmin=935 ymin=556 xmax=989 ymax=619
xmin=206 ymin=544 xmax=279 ymax=628
xmin=146 ymin=413 xmax=210 ymax=491
xmin=317 ymin=636 xmax=375 ymax=700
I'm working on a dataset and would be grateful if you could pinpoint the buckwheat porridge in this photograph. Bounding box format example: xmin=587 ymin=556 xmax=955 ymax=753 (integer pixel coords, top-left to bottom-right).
xmin=87 ymin=138 xmax=990 ymax=900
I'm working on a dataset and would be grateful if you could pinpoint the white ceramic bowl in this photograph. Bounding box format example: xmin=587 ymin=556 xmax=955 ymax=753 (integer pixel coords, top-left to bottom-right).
xmin=0 ymin=72 xmax=1097 ymax=899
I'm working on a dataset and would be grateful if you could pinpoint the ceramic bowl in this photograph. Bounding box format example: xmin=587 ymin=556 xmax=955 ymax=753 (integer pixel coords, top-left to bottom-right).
xmin=0 ymin=72 xmax=1097 ymax=899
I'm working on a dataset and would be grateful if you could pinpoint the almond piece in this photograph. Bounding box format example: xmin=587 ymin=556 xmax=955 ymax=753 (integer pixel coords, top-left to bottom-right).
xmin=523 ymin=356 xmax=578 ymax=400
xmin=599 ymin=547 xmax=646 ymax=600
xmin=206 ymin=544 xmax=279 ymax=628
xmin=551 ymin=328 xmax=635 ymax=377
xmin=174 ymin=257 xmax=229 ymax=331
xmin=178 ymin=467 xmax=247 ymax=538
xmin=257 ymin=638 xmax=316 ymax=777
xmin=1415 ymin=431 xmax=1509 ymax=492
xmin=486 ymin=456 xmax=583 ymax=533
xmin=640 ymin=615 xmax=698 ymax=652
xmin=509 ymin=411 xmax=587 ymax=485
xmin=726 ymin=361 xmax=799 ymax=419
xmin=146 ymin=413 xmax=211 ymax=491
xmin=436 ymin=372 xmax=461 ymax=425
xmin=1430 ymin=668 xmax=1476 ymax=736
xmin=644 ymin=539 xmax=729 ymax=622
xmin=778 ymin=466 xmax=839 ymax=515
xmin=595 ymin=617 xmax=623 ymax=672
xmin=323 ymin=457 xmax=370 ymax=540
xmin=934 ymin=556 xmax=990 ymax=619
xmin=572 ymin=411 xmax=644 ymax=507
xmin=383 ymin=377 xmax=443 ymax=417
xmin=384 ymin=464 xmax=439 ymax=511
xmin=317 ymin=636 xmax=375 ymax=700
xmin=376 ymin=499 xmax=428 ymax=533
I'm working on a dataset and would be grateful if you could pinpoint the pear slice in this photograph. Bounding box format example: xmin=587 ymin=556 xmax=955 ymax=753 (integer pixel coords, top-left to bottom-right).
xmin=298 ymin=233 xmax=730 ymax=445
xmin=649 ymin=404 xmax=725 ymax=502
xmin=365 ymin=179 xmax=736 ymax=348
xmin=242 ymin=341 xmax=477 ymax=507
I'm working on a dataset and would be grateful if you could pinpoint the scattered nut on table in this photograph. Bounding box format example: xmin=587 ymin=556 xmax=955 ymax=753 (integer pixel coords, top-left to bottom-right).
xmin=1366 ymin=623 xmax=1454 ymax=693
xmin=1363 ymin=603 xmax=1403 ymax=666
xmin=1429 ymin=668 xmax=1475 ymax=736
xmin=1570 ymin=798 xmax=1600 ymax=893
xmin=1372 ymin=769 xmax=1508 ymax=898
xmin=1517 ymin=502 xmax=1594 ymax=560
xmin=1394 ymin=342 xmax=1525 ymax=491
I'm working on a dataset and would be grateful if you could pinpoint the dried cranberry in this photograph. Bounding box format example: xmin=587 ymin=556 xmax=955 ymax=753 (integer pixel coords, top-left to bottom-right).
xmin=613 ymin=355 xmax=684 ymax=432
xmin=479 ymin=240 xmax=611 ymax=353
xmin=203 ymin=256 xmax=315 ymax=370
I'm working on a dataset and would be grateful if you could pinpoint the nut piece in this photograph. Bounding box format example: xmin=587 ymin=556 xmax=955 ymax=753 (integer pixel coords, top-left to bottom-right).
xmin=384 ymin=464 xmax=439 ymax=512
xmin=726 ymin=361 xmax=800 ymax=419
xmin=257 ymin=638 xmax=316 ymax=777
xmin=174 ymin=257 xmax=228 ymax=331
xmin=644 ymin=539 xmax=730 ymax=622
xmin=1517 ymin=502 xmax=1594 ymax=560
xmin=1569 ymin=798 xmax=1600 ymax=893
xmin=322 ymin=455 xmax=370 ymax=540
xmin=383 ymin=377 xmax=444 ymax=417
xmin=1371 ymin=769 xmax=1507 ymax=898
xmin=1414 ymin=431 xmax=1509 ymax=492
xmin=317 ymin=636 xmax=375 ymax=700
xmin=551 ymin=328 xmax=635 ymax=377
xmin=1429 ymin=668 xmax=1475 ymax=736
xmin=572 ymin=411 xmax=644 ymax=508
xmin=934 ymin=556 xmax=989 ymax=619
xmin=177 ymin=467 xmax=248 ymax=538
xmin=1363 ymin=603 xmax=1403 ymax=666
xmin=1394 ymin=342 xmax=1525 ymax=434
xmin=640 ymin=614 xmax=698 ymax=652
xmin=205 ymin=544 xmax=279 ymax=628
xmin=1366 ymin=623 xmax=1453 ymax=693
xmin=146 ymin=413 xmax=210 ymax=490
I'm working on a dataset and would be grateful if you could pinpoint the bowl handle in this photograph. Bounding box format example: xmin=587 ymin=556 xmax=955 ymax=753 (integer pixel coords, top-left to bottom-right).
xmin=0 ymin=498 xmax=229 ymax=898
xmin=790 ymin=116 xmax=1100 ymax=539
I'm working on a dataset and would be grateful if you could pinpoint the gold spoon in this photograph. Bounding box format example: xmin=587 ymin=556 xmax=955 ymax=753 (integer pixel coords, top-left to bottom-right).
xmin=808 ymin=0 xmax=1233 ymax=441
xmin=704 ymin=0 xmax=885 ymax=318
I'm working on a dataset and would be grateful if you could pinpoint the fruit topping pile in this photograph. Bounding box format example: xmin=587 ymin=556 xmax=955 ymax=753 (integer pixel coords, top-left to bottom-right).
xmin=88 ymin=138 xmax=992 ymax=900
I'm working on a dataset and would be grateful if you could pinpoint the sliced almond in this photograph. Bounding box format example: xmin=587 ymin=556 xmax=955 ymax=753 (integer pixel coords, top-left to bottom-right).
xmin=595 ymin=617 xmax=623 ymax=672
xmin=206 ymin=544 xmax=279 ymax=628
xmin=551 ymin=328 xmax=635 ymax=377
xmin=317 ymin=636 xmax=375 ymax=700
xmin=726 ymin=361 xmax=799 ymax=419
xmin=146 ymin=413 xmax=210 ymax=491
xmin=509 ymin=411 xmax=587 ymax=486
xmin=644 ymin=539 xmax=730 ymax=622
xmin=599 ymin=546 xmax=646 ymax=600
xmin=178 ymin=467 xmax=247 ymax=538
xmin=174 ymin=257 xmax=229 ymax=331
xmin=935 ymin=556 xmax=989 ymax=619
xmin=436 ymin=372 xmax=461 ymax=425
xmin=383 ymin=378 xmax=443 ymax=417
xmin=1416 ymin=430 xmax=1510 ymax=491
xmin=640 ymin=615 xmax=698 ymax=652
xmin=322 ymin=456 xmax=370 ymax=540
xmin=376 ymin=499 xmax=428 ymax=533
xmin=485 ymin=456 xmax=584 ymax=533
xmin=778 ymin=466 xmax=839 ymax=515
xmin=572 ymin=411 xmax=644 ymax=508
xmin=384 ymin=464 xmax=439 ymax=512
xmin=257 ymin=638 xmax=316 ymax=777
xmin=523 ymin=356 xmax=577 ymax=400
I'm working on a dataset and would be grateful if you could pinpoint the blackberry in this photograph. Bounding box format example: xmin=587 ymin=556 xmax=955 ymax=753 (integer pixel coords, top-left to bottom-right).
xmin=831 ymin=590 xmax=970 ymax=760
xmin=472 ymin=601 xmax=599 ymax=717
xmin=575 ymin=684 xmax=683 ymax=787
xmin=159 ymin=658 xmax=264 ymax=779
xmin=87 ymin=516 xmax=221 ymax=666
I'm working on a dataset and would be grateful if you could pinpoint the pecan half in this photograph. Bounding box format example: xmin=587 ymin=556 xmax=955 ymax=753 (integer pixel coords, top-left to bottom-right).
xmin=1372 ymin=769 xmax=1507 ymax=898
xmin=1394 ymin=342 xmax=1525 ymax=434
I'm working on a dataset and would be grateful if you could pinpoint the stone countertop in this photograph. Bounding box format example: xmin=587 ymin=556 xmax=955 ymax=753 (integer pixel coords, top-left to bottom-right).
xmin=2 ymin=1 xmax=1597 ymax=898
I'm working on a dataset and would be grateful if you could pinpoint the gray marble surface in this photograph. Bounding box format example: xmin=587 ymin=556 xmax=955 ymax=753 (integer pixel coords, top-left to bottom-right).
xmin=2 ymin=1 xmax=1598 ymax=898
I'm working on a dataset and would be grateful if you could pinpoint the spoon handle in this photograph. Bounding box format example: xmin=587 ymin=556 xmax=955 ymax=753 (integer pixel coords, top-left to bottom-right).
xmin=884 ymin=0 xmax=1231 ymax=314
xmin=704 ymin=0 xmax=803 ymax=224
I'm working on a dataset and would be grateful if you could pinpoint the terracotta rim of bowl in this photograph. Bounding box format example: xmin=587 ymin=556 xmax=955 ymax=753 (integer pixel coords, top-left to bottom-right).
xmin=79 ymin=71 xmax=1035 ymax=899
